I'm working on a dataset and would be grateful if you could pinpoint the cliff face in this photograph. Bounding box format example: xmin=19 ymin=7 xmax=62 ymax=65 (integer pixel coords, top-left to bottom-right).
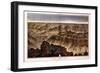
xmin=28 ymin=22 xmax=88 ymax=56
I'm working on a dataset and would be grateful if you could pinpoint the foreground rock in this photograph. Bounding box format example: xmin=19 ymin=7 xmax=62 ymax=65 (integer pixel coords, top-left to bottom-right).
xmin=28 ymin=41 xmax=88 ymax=58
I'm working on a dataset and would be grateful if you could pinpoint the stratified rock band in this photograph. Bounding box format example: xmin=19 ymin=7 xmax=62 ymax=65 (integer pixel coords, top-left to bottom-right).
xmin=28 ymin=22 xmax=88 ymax=58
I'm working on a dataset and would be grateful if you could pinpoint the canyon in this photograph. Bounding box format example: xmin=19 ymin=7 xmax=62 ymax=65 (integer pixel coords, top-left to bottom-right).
xmin=28 ymin=22 xmax=88 ymax=58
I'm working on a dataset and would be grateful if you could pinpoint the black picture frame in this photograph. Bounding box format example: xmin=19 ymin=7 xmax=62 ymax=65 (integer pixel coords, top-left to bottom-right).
xmin=11 ymin=1 xmax=98 ymax=72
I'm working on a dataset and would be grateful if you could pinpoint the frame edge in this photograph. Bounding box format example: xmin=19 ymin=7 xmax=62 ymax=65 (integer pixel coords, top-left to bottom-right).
xmin=11 ymin=2 xmax=18 ymax=72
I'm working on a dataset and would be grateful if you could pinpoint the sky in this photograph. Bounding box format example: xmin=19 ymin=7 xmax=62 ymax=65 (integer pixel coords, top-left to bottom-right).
xmin=27 ymin=12 xmax=89 ymax=23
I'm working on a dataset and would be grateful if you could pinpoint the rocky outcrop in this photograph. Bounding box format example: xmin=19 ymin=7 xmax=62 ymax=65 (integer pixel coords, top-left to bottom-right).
xmin=28 ymin=41 xmax=88 ymax=58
